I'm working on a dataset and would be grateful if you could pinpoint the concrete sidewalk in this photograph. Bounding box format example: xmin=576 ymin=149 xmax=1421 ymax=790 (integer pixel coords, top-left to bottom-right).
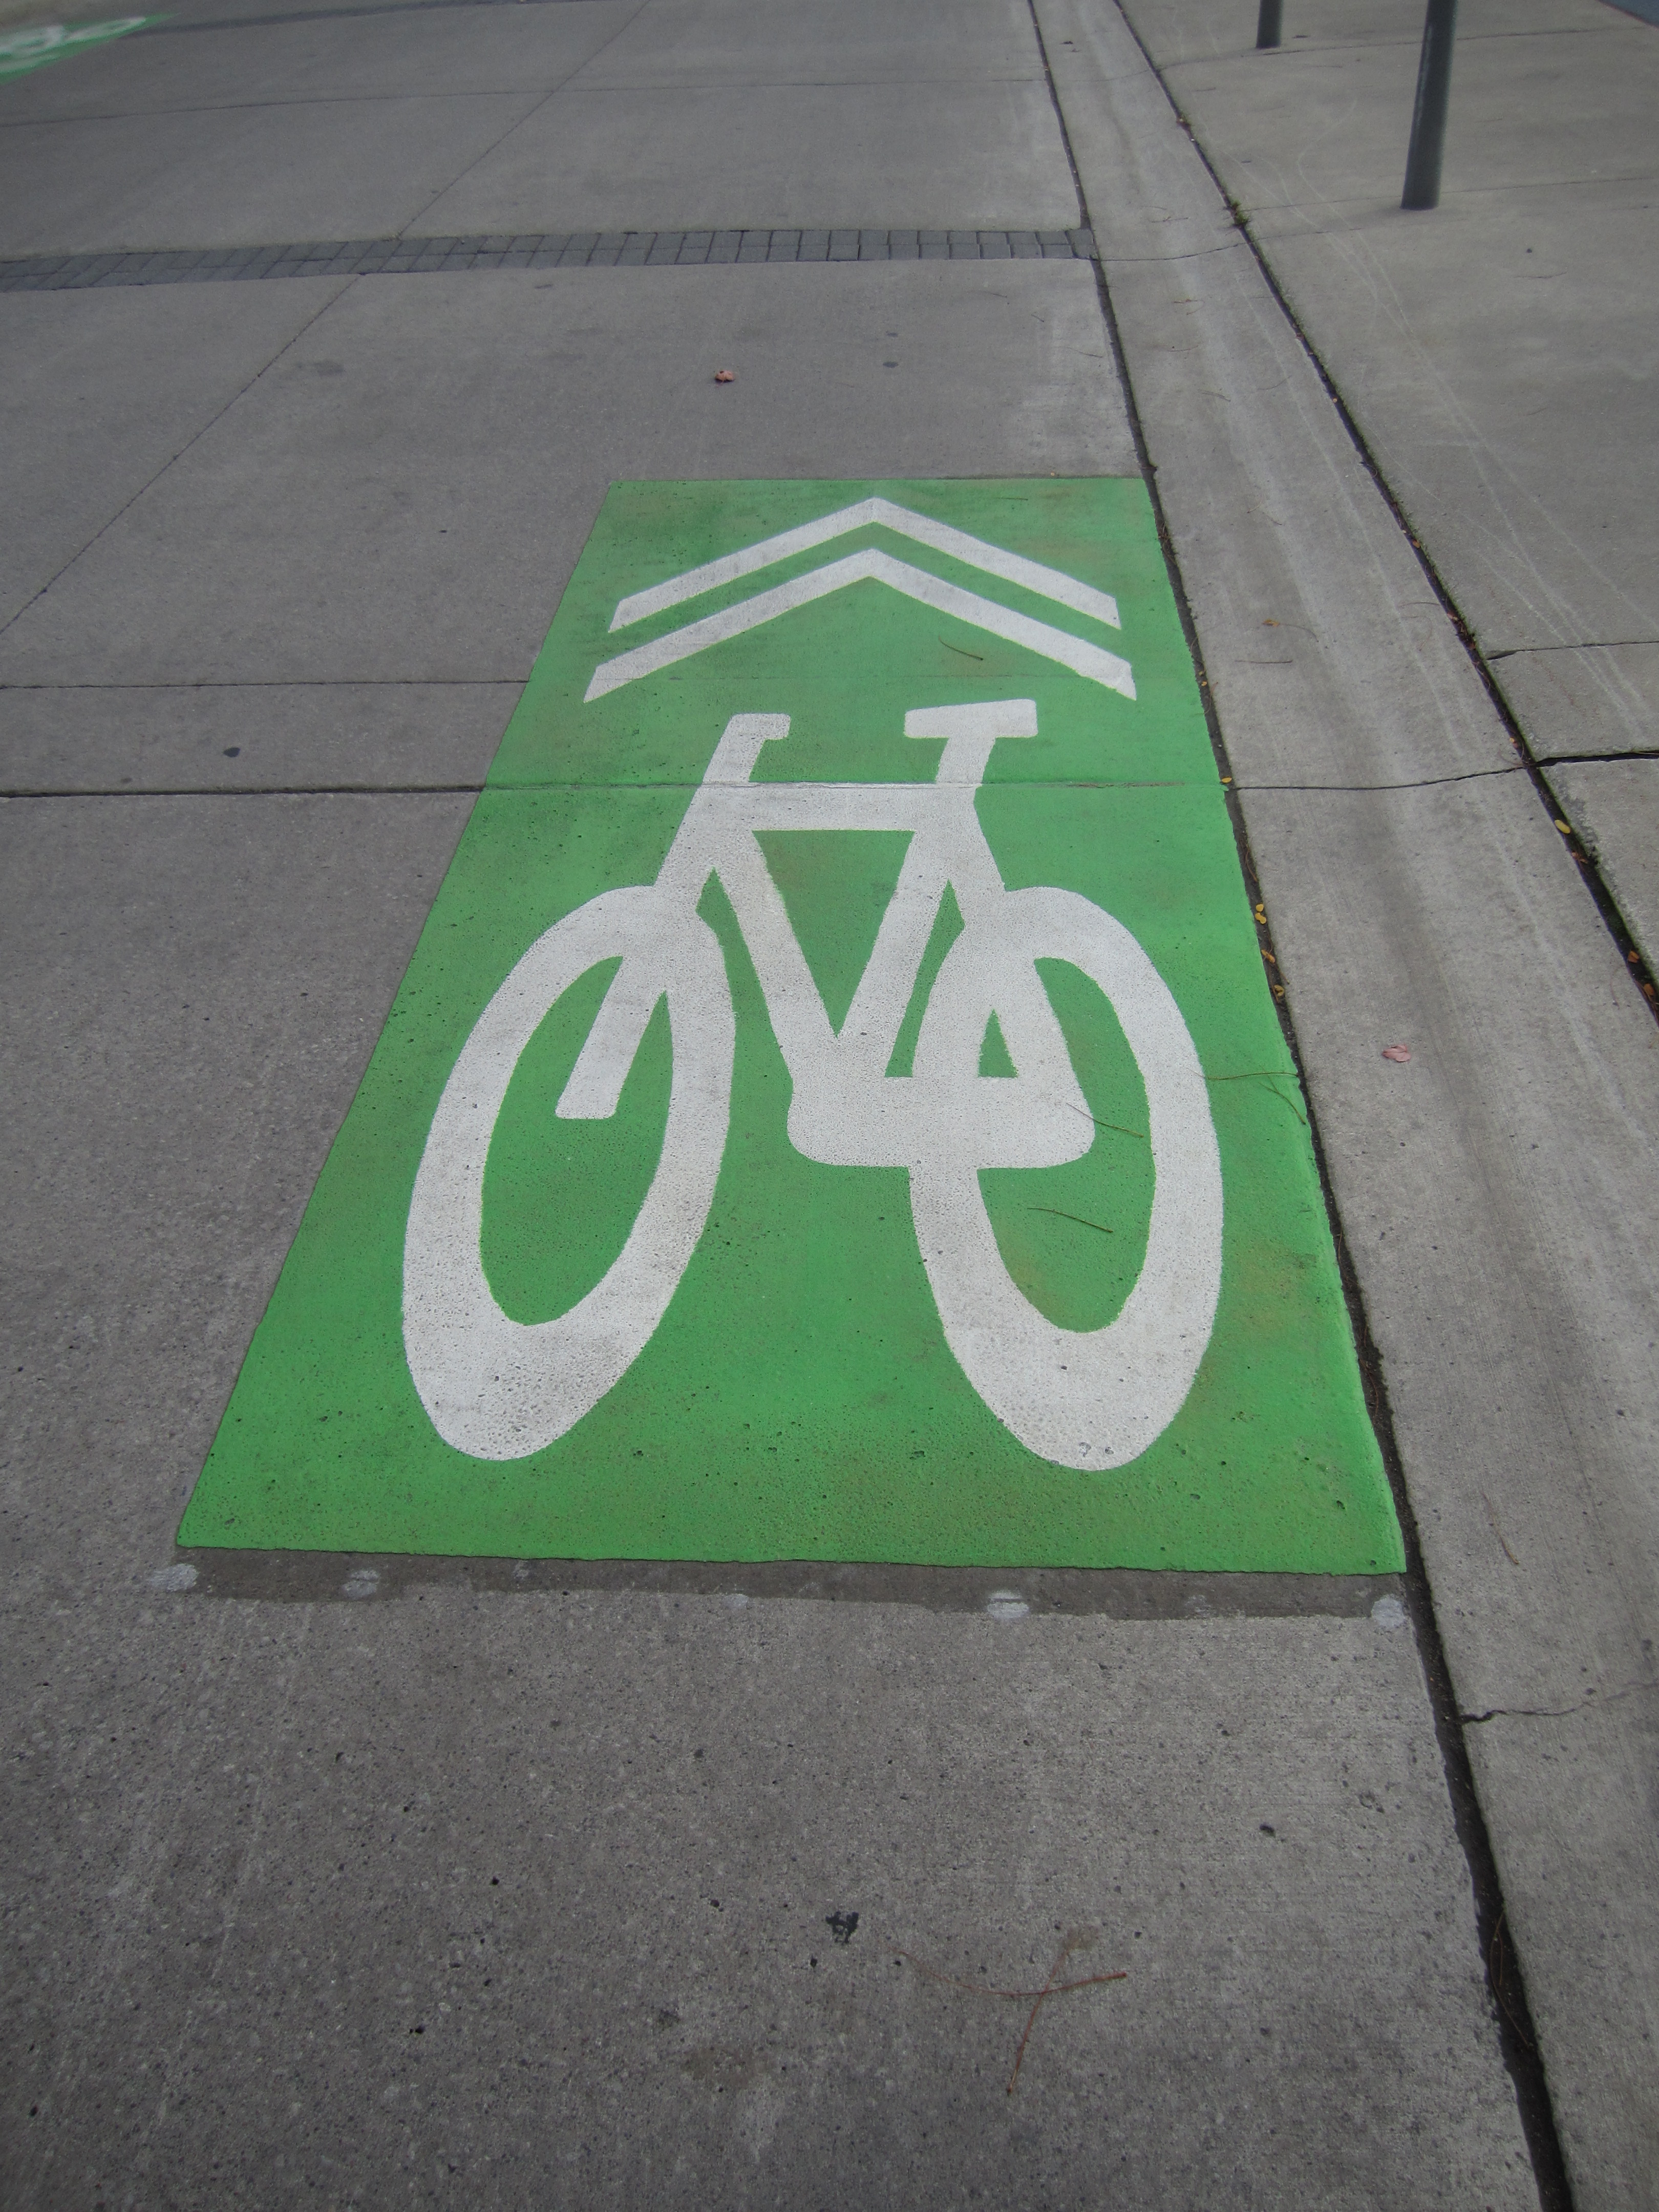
xmin=1115 ymin=0 xmax=1659 ymax=966
xmin=1 ymin=1 xmax=1653 ymax=2206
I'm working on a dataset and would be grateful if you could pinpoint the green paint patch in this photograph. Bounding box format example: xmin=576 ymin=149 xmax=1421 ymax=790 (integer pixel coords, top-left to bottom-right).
xmin=0 ymin=18 xmax=156 ymax=82
xmin=885 ymin=886 xmax=962 ymax=1079
xmin=180 ymin=478 xmax=1402 ymax=1572
xmin=981 ymin=961 xmax=1154 ymax=1333
xmin=978 ymin=1013 xmax=1018 ymax=1079
xmin=481 ymin=970 xmax=671 ymax=1326
xmin=754 ymin=830 xmax=913 ymax=1033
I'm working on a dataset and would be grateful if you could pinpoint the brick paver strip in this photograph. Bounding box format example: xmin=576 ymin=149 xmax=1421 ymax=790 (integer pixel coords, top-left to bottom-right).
xmin=0 ymin=231 xmax=1099 ymax=291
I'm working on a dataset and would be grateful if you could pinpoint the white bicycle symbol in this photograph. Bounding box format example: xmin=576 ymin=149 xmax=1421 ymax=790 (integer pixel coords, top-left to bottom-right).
xmin=403 ymin=700 xmax=1223 ymax=1470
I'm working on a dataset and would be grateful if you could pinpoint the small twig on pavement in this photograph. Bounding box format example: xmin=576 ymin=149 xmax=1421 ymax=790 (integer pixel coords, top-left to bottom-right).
xmin=1029 ymin=1205 xmax=1114 ymax=1235
xmin=894 ymin=1934 xmax=1128 ymax=2095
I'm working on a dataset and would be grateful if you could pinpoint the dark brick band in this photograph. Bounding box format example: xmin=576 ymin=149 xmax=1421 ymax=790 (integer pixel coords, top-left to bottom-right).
xmin=0 ymin=228 xmax=1098 ymax=293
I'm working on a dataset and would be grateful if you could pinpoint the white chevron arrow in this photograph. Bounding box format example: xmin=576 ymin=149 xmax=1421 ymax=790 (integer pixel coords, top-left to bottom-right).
xmin=583 ymin=497 xmax=1135 ymax=704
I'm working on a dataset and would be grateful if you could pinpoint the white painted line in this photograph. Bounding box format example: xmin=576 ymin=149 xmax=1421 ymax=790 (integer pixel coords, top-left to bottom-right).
xmin=146 ymin=1562 xmax=197 ymax=1592
xmin=610 ymin=496 xmax=1121 ymax=634
xmin=585 ymin=550 xmax=1135 ymax=703
xmin=986 ymin=1589 xmax=1031 ymax=1620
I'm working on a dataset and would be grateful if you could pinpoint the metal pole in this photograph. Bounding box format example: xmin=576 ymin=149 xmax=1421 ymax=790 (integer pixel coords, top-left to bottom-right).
xmin=1256 ymin=0 xmax=1283 ymax=48
xmin=1401 ymin=0 xmax=1458 ymax=209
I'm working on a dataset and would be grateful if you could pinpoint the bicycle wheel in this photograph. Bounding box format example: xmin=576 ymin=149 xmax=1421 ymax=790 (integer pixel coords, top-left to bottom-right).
xmin=403 ymin=885 xmax=733 ymax=1460
xmin=909 ymin=886 xmax=1222 ymax=1470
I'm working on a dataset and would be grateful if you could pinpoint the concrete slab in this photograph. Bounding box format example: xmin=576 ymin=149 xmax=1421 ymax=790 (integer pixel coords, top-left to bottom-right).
xmin=1240 ymin=183 xmax=1659 ymax=669
xmin=0 ymin=0 xmax=1075 ymax=247
xmin=1110 ymin=0 xmax=1608 ymax=67
xmin=0 ymin=262 xmax=1134 ymax=689
xmin=0 ymin=281 xmax=347 ymax=628
xmin=577 ymin=0 xmax=1046 ymax=86
xmin=0 ymin=94 xmax=540 ymax=255
xmin=1235 ymin=775 xmax=1659 ymax=1725
xmin=1499 ymin=642 xmax=1659 ymax=765
xmin=0 ymin=793 xmax=476 ymax=1525
xmin=1111 ymin=0 xmax=1659 ymax=699
xmin=1551 ymin=757 xmax=1659 ymax=972
xmin=0 ymin=680 xmax=520 ymax=792
xmin=1158 ymin=7 xmax=1657 ymax=204
xmin=1 ymin=1583 xmax=1538 ymax=2207
xmin=1229 ymin=598 xmax=1659 ymax=2212
xmin=1097 ymin=250 xmax=1522 ymax=791
xmin=1035 ymin=3 xmax=1516 ymax=790
xmin=418 ymin=80 xmax=1080 ymax=236
xmin=0 ymin=3 xmax=634 ymax=118
xmin=1466 ymin=1698 xmax=1659 ymax=2212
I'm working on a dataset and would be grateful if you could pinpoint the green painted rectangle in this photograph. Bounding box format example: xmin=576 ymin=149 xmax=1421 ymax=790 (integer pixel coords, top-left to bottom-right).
xmin=179 ymin=478 xmax=1402 ymax=1572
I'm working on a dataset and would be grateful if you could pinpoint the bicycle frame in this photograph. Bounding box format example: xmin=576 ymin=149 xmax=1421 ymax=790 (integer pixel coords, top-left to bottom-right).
xmin=558 ymin=704 xmax=1093 ymax=1174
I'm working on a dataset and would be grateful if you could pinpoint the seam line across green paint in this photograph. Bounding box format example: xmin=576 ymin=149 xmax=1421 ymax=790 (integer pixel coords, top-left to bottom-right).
xmin=179 ymin=478 xmax=1403 ymax=1573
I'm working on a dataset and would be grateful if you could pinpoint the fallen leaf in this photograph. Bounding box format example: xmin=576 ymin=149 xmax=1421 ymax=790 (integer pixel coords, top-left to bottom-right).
xmin=1381 ymin=1044 xmax=1411 ymax=1064
xmin=713 ymin=369 xmax=736 ymax=383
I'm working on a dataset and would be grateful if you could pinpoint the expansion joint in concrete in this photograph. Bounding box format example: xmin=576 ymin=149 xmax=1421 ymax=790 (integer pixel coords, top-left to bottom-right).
xmin=1541 ymin=748 xmax=1659 ymax=765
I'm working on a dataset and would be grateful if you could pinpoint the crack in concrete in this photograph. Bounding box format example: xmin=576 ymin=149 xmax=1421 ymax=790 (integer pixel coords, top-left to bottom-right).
xmin=0 ymin=284 xmax=354 ymax=650
xmin=1490 ymin=641 xmax=1659 ymax=658
xmin=1099 ymin=240 xmax=1241 ymax=266
xmin=395 ymin=0 xmax=653 ymax=239
xmin=1233 ymin=765 xmax=1523 ymax=795
xmin=1461 ymin=1680 xmax=1659 ymax=1726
